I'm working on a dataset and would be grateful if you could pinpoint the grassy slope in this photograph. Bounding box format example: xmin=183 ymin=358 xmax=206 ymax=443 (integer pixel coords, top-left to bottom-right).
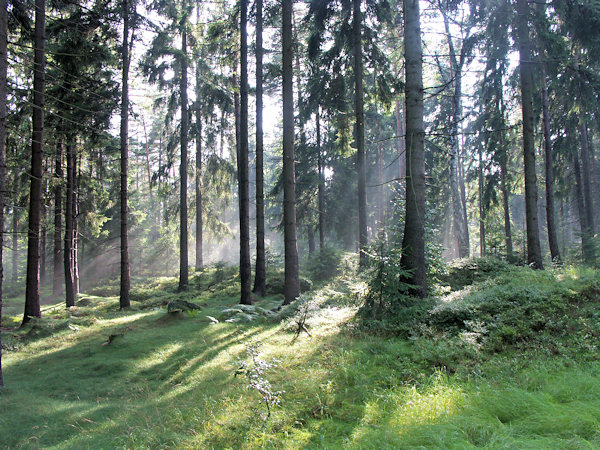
xmin=1 ymin=264 xmax=600 ymax=448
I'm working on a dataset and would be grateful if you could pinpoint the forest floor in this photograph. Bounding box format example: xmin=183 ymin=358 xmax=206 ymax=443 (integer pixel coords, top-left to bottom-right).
xmin=2 ymin=260 xmax=600 ymax=448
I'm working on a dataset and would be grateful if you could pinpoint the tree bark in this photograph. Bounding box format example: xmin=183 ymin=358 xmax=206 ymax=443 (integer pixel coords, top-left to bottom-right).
xmin=353 ymin=0 xmax=367 ymax=268
xmin=64 ymin=143 xmax=75 ymax=308
xmin=442 ymin=9 xmax=469 ymax=259
xmin=12 ymin=209 xmax=17 ymax=282
xmin=238 ymin=0 xmax=251 ymax=305
xmin=178 ymin=28 xmax=189 ymax=291
xmin=0 ymin=0 xmax=7 ymax=387
xmin=573 ymin=142 xmax=594 ymax=264
xmin=253 ymin=0 xmax=266 ymax=296
xmin=516 ymin=0 xmax=543 ymax=269
xmin=282 ymin=0 xmax=300 ymax=304
xmin=499 ymin=139 xmax=513 ymax=259
xmin=195 ymin=101 xmax=203 ymax=270
xmin=119 ymin=0 xmax=131 ymax=308
xmin=540 ymin=69 xmax=561 ymax=263
xmin=23 ymin=0 xmax=45 ymax=324
xmin=395 ymin=98 xmax=405 ymax=182
xmin=580 ymin=122 xmax=595 ymax=236
xmin=400 ymin=0 xmax=427 ymax=296
xmin=316 ymin=107 xmax=325 ymax=250
xmin=478 ymin=141 xmax=486 ymax=257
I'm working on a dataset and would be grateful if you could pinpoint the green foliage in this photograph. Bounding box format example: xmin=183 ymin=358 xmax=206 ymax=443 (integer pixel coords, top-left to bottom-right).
xmin=306 ymin=247 xmax=343 ymax=282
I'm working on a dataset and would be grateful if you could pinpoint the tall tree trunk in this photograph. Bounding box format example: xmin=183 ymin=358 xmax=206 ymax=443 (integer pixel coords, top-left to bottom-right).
xmin=64 ymin=143 xmax=75 ymax=308
xmin=253 ymin=0 xmax=266 ymax=296
xmin=442 ymin=10 xmax=469 ymax=259
xmin=478 ymin=142 xmax=486 ymax=257
xmin=0 ymin=0 xmax=7 ymax=387
xmin=308 ymin=228 xmax=315 ymax=255
xmin=119 ymin=0 xmax=131 ymax=308
xmin=499 ymin=144 xmax=512 ymax=259
xmin=353 ymin=0 xmax=367 ymax=268
xmin=400 ymin=0 xmax=427 ymax=296
xmin=395 ymin=98 xmax=405 ymax=181
xmin=23 ymin=0 xmax=45 ymax=324
xmin=73 ymin=152 xmax=79 ymax=294
xmin=178 ymin=28 xmax=189 ymax=291
xmin=282 ymin=0 xmax=300 ymax=304
xmin=540 ymin=69 xmax=561 ymax=263
xmin=316 ymin=107 xmax=325 ymax=250
xmin=195 ymin=102 xmax=203 ymax=269
xmin=12 ymin=210 xmax=17 ymax=281
xmin=377 ymin=141 xmax=384 ymax=237
xmin=516 ymin=0 xmax=543 ymax=269
xmin=573 ymin=142 xmax=594 ymax=264
xmin=580 ymin=122 xmax=595 ymax=235
xmin=40 ymin=201 xmax=46 ymax=283
xmin=238 ymin=0 xmax=251 ymax=305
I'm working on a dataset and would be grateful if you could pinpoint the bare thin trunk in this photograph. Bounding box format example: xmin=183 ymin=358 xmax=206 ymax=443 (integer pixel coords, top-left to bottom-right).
xmin=317 ymin=107 xmax=324 ymax=250
xmin=119 ymin=0 xmax=131 ymax=307
xmin=282 ymin=0 xmax=300 ymax=304
xmin=12 ymin=210 xmax=17 ymax=281
xmin=178 ymin=29 xmax=189 ymax=291
xmin=53 ymin=142 xmax=62 ymax=295
xmin=517 ymin=0 xmax=543 ymax=269
xmin=238 ymin=0 xmax=251 ymax=304
xmin=395 ymin=98 xmax=405 ymax=181
xmin=478 ymin=143 xmax=486 ymax=257
xmin=195 ymin=105 xmax=203 ymax=269
xmin=573 ymin=143 xmax=594 ymax=263
xmin=353 ymin=0 xmax=367 ymax=268
xmin=499 ymin=146 xmax=512 ymax=259
xmin=64 ymin=143 xmax=75 ymax=308
xmin=24 ymin=0 xmax=45 ymax=324
xmin=541 ymin=69 xmax=561 ymax=263
xmin=442 ymin=9 xmax=469 ymax=259
xmin=0 ymin=0 xmax=7 ymax=386
xmin=253 ymin=0 xmax=266 ymax=296
xmin=580 ymin=122 xmax=595 ymax=234
xmin=400 ymin=0 xmax=427 ymax=296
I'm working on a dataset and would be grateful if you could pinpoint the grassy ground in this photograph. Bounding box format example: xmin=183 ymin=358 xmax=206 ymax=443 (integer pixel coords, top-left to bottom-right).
xmin=1 ymin=262 xmax=600 ymax=448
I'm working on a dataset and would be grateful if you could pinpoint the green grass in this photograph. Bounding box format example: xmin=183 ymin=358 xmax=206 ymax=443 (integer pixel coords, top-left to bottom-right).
xmin=2 ymin=263 xmax=600 ymax=448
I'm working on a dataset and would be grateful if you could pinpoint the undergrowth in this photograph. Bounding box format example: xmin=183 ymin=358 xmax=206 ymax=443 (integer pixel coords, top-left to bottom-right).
xmin=2 ymin=258 xmax=600 ymax=448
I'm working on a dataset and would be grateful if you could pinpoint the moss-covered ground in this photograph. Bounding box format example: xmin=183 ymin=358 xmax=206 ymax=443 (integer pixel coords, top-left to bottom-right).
xmin=2 ymin=261 xmax=600 ymax=448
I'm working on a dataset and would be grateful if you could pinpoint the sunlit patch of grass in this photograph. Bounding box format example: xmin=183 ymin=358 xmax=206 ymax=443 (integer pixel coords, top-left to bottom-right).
xmin=2 ymin=265 xmax=600 ymax=447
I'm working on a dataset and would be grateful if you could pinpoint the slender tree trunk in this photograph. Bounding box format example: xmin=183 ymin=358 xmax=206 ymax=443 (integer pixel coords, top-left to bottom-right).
xmin=253 ymin=0 xmax=266 ymax=296
xmin=442 ymin=10 xmax=469 ymax=259
xmin=40 ymin=201 xmax=46 ymax=283
xmin=73 ymin=152 xmax=79 ymax=294
xmin=195 ymin=102 xmax=203 ymax=270
xmin=353 ymin=0 xmax=367 ymax=268
xmin=573 ymin=142 xmax=593 ymax=263
xmin=400 ymin=0 xmax=427 ymax=296
xmin=580 ymin=122 xmax=595 ymax=235
xmin=52 ymin=142 xmax=63 ymax=296
xmin=119 ymin=0 xmax=131 ymax=307
xmin=478 ymin=143 xmax=486 ymax=257
xmin=178 ymin=29 xmax=189 ymax=291
xmin=23 ymin=0 xmax=45 ymax=324
xmin=395 ymin=98 xmax=405 ymax=181
xmin=238 ymin=0 xmax=251 ymax=305
xmin=12 ymin=210 xmax=17 ymax=281
xmin=0 ymin=0 xmax=7 ymax=386
xmin=516 ymin=0 xmax=543 ymax=269
xmin=308 ymin=229 xmax=315 ymax=255
xmin=282 ymin=0 xmax=300 ymax=304
xmin=499 ymin=145 xmax=512 ymax=259
xmin=64 ymin=143 xmax=75 ymax=308
xmin=317 ymin=107 xmax=325 ymax=250
xmin=540 ymin=70 xmax=561 ymax=263
xmin=377 ymin=141 xmax=384 ymax=237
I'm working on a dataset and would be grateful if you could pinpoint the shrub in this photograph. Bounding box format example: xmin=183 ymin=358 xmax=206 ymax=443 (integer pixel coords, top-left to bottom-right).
xmin=306 ymin=247 xmax=343 ymax=282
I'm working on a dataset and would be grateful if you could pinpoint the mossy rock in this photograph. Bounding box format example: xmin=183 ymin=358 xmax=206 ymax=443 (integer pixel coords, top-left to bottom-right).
xmin=225 ymin=313 xmax=259 ymax=323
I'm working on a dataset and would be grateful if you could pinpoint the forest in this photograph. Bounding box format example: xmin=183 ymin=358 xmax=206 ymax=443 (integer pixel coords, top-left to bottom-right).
xmin=1 ymin=0 xmax=600 ymax=447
